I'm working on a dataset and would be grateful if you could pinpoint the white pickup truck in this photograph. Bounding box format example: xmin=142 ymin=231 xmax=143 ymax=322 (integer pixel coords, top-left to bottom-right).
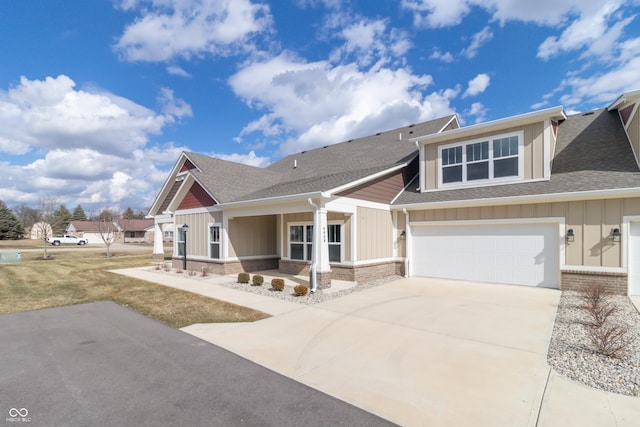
xmin=46 ymin=235 xmax=89 ymax=246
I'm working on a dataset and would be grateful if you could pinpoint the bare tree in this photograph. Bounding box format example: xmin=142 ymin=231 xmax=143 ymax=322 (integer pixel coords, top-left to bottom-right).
xmin=94 ymin=209 xmax=122 ymax=258
xmin=35 ymin=196 xmax=60 ymax=259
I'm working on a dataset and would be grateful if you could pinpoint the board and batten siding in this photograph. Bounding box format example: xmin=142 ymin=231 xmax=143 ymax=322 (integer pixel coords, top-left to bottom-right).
xmin=357 ymin=207 xmax=394 ymax=261
xmin=174 ymin=211 xmax=222 ymax=258
xmin=407 ymin=197 xmax=640 ymax=269
xmin=424 ymin=122 xmax=545 ymax=190
xmin=227 ymin=215 xmax=277 ymax=258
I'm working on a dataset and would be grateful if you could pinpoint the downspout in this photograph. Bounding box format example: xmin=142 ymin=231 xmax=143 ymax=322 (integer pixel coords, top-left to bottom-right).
xmin=308 ymin=198 xmax=319 ymax=293
xmin=403 ymin=208 xmax=410 ymax=278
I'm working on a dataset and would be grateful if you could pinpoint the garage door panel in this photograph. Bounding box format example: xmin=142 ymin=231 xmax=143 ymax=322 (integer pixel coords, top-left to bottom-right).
xmin=411 ymin=223 xmax=559 ymax=288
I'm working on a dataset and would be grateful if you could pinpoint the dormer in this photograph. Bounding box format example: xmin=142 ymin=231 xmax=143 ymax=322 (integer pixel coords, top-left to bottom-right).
xmin=411 ymin=106 xmax=566 ymax=192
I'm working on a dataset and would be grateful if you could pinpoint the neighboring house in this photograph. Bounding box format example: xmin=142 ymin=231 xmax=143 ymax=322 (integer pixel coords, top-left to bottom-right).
xmin=29 ymin=222 xmax=52 ymax=240
xmin=148 ymin=90 xmax=640 ymax=296
xmin=120 ymin=219 xmax=155 ymax=243
xmin=67 ymin=219 xmax=154 ymax=244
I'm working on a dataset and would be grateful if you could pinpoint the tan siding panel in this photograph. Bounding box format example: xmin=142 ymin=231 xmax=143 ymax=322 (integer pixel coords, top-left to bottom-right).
xmin=357 ymin=207 xmax=393 ymax=260
xmin=566 ymin=201 xmax=584 ymax=265
xmin=629 ymin=109 xmax=640 ymax=160
xmin=175 ymin=211 xmax=221 ymax=258
xmin=602 ymin=199 xmax=621 ymax=267
xmin=532 ymin=122 xmax=544 ymax=179
xmin=425 ymin=144 xmax=438 ymax=190
xmin=584 ymin=200 xmax=602 ymax=266
xmin=228 ymin=216 xmax=277 ymax=257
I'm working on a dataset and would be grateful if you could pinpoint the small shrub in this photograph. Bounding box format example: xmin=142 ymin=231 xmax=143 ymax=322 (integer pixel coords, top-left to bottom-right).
xmin=586 ymin=300 xmax=618 ymax=328
xmin=252 ymin=274 xmax=264 ymax=286
xmin=271 ymin=278 xmax=285 ymax=291
xmin=293 ymin=284 xmax=309 ymax=296
xmin=581 ymin=283 xmax=610 ymax=310
xmin=586 ymin=321 xmax=635 ymax=358
xmin=238 ymin=272 xmax=250 ymax=283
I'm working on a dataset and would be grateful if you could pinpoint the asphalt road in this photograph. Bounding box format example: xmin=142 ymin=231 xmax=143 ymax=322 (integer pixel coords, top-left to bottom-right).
xmin=0 ymin=302 xmax=396 ymax=426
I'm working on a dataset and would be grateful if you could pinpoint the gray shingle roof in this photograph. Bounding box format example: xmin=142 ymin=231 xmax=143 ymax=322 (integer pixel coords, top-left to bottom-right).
xmin=393 ymin=108 xmax=640 ymax=206
xmin=187 ymin=116 xmax=455 ymax=203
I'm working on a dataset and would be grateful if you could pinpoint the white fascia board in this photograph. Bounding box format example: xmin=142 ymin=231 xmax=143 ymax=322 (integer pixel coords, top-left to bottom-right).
xmin=410 ymin=106 xmax=566 ymax=145
xmin=438 ymin=115 xmax=460 ymax=132
xmin=392 ymin=187 xmax=640 ymax=211
xmin=179 ymin=152 xmax=204 ymax=174
xmin=148 ymin=151 xmax=192 ymax=216
xmin=608 ymin=90 xmax=640 ymax=111
xmin=327 ymin=197 xmax=391 ymax=212
xmin=327 ymin=161 xmax=414 ymax=196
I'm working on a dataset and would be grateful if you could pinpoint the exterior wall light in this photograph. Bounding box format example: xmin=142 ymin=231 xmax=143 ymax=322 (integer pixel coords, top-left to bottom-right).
xmin=566 ymin=228 xmax=575 ymax=243
xmin=400 ymin=230 xmax=406 ymax=239
xmin=612 ymin=227 xmax=621 ymax=243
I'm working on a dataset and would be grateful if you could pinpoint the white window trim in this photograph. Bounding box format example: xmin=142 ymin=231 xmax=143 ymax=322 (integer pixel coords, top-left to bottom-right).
xmin=208 ymin=222 xmax=222 ymax=260
xmin=437 ymin=130 xmax=524 ymax=189
xmin=287 ymin=221 xmax=313 ymax=261
xmin=327 ymin=222 xmax=344 ymax=263
xmin=176 ymin=225 xmax=186 ymax=257
xmin=286 ymin=221 xmax=344 ymax=262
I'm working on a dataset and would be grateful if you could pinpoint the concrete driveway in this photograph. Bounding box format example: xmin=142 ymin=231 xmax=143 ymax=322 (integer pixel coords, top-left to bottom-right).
xmin=182 ymin=277 xmax=640 ymax=426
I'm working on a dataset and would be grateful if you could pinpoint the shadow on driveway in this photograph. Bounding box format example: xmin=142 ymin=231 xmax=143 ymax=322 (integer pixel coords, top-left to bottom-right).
xmin=0 ymin=302 xmax=395 ymax=426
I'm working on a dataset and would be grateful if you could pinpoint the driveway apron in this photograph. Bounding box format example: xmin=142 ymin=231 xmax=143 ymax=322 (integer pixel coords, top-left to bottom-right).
xmin=183 ymin=277 xmax=562 ymax=426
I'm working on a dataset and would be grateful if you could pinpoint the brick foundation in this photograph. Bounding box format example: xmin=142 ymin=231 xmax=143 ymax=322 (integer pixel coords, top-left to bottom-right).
xmin=561 ymin=270 xmax=628 ymax=295
xmin=332 ymin=261 xmax=405 ymax=284
xmin=172 ymin=257 xmax=279 ymax=275
xmin=312 ymin=271 xmax=332 ymax=290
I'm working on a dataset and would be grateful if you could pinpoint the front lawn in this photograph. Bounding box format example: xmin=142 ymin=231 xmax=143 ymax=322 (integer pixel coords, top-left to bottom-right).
xmin=0 ymin=246 xmax=269 ymax=327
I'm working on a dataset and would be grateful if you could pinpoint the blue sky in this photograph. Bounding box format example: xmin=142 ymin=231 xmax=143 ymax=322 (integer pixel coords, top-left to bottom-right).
xmin=1 ymin=0 xmax=640 ymax=213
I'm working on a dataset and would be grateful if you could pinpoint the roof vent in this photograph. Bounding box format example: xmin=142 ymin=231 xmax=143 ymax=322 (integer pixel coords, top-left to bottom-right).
xmin=398 ymin=132 xmax=402 ymax=141
xmin=323 ymin=145 xmax=329 ymax=148
xmin=301 ymin=151 xmax=306 ymax=154
xmin=408 ymin=124 xmax=415 ymax=128
xmin=409 ymin=131 xmax=414 ymax=135
xmin=376 ymin=132 xmax=381 ymax=136
xmin=294 ymin=159 xmax=297 ymax=169
xmin=582 ymin=111 xmax=594 ymax=116
xmin=348 ymin=139 xmax=353 ymax=142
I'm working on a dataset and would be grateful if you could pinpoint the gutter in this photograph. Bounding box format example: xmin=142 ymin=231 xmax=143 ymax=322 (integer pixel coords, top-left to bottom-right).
xmin=221 ymin=191 xmax=328 ymax=209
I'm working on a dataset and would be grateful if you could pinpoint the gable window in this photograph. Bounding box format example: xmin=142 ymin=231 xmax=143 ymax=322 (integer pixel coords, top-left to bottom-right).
xmin=438 ymin=132 xmax=522 ymax=187
xmin=209 ymin=224 xmax=220 ymax=259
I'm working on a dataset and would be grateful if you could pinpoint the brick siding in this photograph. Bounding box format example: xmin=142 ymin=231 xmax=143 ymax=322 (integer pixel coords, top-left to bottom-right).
xmin=561 ymin=270 xmax=628 ymax=295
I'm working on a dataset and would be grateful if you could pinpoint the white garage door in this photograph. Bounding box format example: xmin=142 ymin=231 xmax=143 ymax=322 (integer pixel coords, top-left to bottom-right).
xmin=411 ymin=223 xmax=559 ymax=288
xmin=629 ymin=222 xmax=640 ymax=296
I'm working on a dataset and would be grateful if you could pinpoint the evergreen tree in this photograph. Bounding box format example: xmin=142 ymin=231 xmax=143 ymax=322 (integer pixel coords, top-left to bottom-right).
xmin=71 ymin=204 xmax=87 ymax=221
xmin=52 ymin=204 xmax=72 ymax=234
xmin=122 ymin=207 xmax=136 ymax=219
xmin=0 ymin=200 xmax=25 ymax=240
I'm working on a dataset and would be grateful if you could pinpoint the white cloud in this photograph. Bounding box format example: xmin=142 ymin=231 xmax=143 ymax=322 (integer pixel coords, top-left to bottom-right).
xmin=229 ymin=52 xmax=463 ymax=155
xmin=158 ymin=87 xmax=193 ymax=118
xmin=213 ymin=150 xmax=270 ymax=167
xmin=465 ymin=102 xmax=488 ymax=123
xmin=401 ymin=0 xmax=604 ymax=28
xmin=114 ymin=0 xmax=272 ymax=62
xmin=430 ymin=49 xmax=454 ymax=62
xmin=166 ymin=65 xmax=192 ymax=77
xmin=537 ymin=2 xmax=629 ymax=60
xmin=0 ymin=75 xmax=189 ymax=157
xmin=461 ymin=26 xmax=493 ymax=59
xmin=463 ymin=73 xmax=490 ymax=98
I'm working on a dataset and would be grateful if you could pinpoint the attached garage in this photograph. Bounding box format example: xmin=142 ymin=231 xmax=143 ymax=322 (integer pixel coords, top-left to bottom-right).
xmin=410 ymin=222 xmax=560 ymax=288
xmin=629 ymin=222 xmax=640 ymax=296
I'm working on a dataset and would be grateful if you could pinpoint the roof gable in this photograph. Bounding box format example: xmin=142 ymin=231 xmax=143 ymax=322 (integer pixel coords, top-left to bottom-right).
xmin=178 ymin=181 xmax=217 ymax=210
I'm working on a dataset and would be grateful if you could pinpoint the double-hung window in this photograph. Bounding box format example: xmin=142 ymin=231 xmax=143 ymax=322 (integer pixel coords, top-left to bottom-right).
xmin=209 ymin=224 xmax=220 ymax=259
xmin=289 ymin=223 xmax=342 ymax=262
xmin=328 ymin=224 xmax=341 ymax=262
xmin=290 ymin=224 xmax=312 ymax=261
xmin=177 ymin=226 xmax=186 ymax=256
xmin=439 ymin=132 xmax=522 ymax=187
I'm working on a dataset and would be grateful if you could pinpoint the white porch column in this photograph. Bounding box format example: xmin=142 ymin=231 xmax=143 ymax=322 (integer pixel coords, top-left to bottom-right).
xmin=152 ymin=221 xmax=164 ymax=261
xmin=315 ymin=204 xmax=331 ymax=273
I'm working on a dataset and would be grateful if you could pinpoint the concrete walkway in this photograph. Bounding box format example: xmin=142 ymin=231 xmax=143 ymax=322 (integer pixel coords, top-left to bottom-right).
xmin=113 ymin=269 xmax=640 ymax=426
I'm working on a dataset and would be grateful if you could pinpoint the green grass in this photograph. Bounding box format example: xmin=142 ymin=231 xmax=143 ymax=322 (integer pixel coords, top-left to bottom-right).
xmin=0 ymin=244 xmax=270 ymax=328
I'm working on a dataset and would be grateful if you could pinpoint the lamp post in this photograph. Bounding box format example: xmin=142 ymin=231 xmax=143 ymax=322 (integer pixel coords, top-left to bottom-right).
xmin=182 ymin=224 xmax=189 ymax=271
